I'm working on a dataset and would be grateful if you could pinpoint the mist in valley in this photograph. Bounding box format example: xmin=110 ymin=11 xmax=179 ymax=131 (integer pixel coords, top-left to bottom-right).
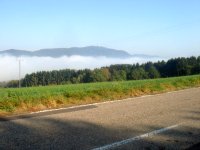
xmin=0 ymin=55 xmax=163 ymax=81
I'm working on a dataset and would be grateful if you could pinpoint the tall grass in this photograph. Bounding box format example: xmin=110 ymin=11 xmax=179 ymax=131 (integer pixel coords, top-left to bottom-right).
xmin=0 ymin=75 xmax=200 ymax=115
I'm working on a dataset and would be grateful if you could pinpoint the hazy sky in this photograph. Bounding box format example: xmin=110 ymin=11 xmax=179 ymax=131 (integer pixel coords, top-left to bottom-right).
xmin=0 ymin=0 xmax=200 ymax=57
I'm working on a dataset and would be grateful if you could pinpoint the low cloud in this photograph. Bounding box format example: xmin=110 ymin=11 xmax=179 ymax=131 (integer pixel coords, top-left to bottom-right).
xmin=0 ymin=55 xmax=163 ymax=81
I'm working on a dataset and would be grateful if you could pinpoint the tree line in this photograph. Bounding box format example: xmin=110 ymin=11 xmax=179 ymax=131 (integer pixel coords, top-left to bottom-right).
xmin=3 ymin=56 xmax=200 ymax=88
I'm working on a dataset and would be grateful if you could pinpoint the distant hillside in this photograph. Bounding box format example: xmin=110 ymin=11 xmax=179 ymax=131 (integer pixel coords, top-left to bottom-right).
xmin=0 ymin=46 xmax=158 ymax=58
xmin=0 ymin=46 xmax=130 ymax=58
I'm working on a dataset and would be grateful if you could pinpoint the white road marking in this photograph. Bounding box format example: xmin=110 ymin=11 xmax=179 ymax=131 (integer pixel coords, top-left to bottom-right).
xmin=92 ymin=124 xmax=180 ymax=150
xmin=29 ymin=87 xmax=200 ymax=115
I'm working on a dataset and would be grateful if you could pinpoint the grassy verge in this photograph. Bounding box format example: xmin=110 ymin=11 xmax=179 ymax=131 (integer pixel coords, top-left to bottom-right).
xmin=0 ymin=75 xmax=200 ymax=116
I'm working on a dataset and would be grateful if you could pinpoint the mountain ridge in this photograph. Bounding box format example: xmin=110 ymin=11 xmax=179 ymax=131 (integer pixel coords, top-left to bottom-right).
xmin=0 ymin=46 xmax=158 ymax=58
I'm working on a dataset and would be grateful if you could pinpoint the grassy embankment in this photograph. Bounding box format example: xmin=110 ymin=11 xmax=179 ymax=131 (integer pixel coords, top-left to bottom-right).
xmin=0 ymin=75 xmax=200 ymax=116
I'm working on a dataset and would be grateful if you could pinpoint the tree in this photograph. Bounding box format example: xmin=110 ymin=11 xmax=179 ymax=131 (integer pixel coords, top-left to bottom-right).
xmin=7 ymin=55 xmax=200 ymax=88
xmin=6 ymin=80 xmax=19 ymax=88
xmin=147 ymin=66 xmax=160 ymax=79
xmin=154 ymin=60 xmax=166 ymax=77
xmin=91 ymin=68 xmax=111 ymax=82
xmin=82 ymin=69 xmax=94 ymax=83
xmin=110 ymin=70 xmax=126 ymax=81
xmin=128 ymin=68 xmax=148 ymax=80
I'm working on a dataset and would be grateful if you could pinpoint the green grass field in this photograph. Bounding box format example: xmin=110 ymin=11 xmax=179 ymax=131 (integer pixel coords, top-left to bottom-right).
xmin=0 ymin=75 xmax=200 ymax=115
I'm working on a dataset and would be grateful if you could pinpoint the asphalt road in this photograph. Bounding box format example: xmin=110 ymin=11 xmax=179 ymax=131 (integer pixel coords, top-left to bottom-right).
xmin=0 ymin=88 xmax=200 ymax=150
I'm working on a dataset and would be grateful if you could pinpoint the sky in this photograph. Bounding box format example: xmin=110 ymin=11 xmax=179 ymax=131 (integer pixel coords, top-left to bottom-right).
xmin=0 ymin=0 xmax=200 ymax=57
xmin=0 ymin=0 xmax=200 ymax=81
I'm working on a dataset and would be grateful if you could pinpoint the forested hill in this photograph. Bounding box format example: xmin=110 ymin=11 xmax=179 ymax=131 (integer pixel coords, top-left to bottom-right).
xmin=0 ymin=46 xmax=133 ymax=58
xmin=5 ymin=56 xmax=200 ymax=88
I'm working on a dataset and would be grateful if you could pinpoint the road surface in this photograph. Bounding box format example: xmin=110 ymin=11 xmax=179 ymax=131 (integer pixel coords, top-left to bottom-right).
xmin=0 ymin=88 xmax=200 ymax=150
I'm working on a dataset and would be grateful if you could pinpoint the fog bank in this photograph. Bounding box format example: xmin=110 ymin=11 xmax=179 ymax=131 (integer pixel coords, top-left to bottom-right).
xmin=0 ymin=55 xmax=163 ymax=81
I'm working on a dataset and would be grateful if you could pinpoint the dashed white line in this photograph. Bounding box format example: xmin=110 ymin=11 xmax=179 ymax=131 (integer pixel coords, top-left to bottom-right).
xmin=92 ymin=124 xmax=180 ymax=150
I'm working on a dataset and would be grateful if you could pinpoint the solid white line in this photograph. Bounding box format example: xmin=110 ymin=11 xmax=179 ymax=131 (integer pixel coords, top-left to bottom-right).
xmin=29 ymin=87 xmax=200 ymax=115
xmin=92 ymin=124 xmax=180 ymax=150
